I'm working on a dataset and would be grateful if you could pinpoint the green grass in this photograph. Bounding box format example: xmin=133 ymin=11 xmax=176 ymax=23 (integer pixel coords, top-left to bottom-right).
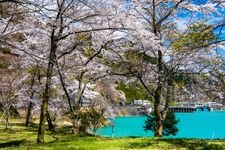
xmin=1 ymin=119 xmax=225 ymax=150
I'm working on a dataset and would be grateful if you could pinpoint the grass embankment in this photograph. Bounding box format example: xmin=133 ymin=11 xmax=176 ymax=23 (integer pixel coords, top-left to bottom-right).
xmin=1 ymin=119 xmax=225 ymax=150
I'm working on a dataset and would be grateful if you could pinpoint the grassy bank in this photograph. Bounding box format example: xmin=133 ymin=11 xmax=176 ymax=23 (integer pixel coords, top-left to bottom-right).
xmin=1 ymin=119 xmax=225 ymax=150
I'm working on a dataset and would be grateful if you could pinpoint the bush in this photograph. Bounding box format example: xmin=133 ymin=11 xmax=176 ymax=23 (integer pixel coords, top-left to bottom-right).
xmin=70 ymin=107 xmax=106 ymax=135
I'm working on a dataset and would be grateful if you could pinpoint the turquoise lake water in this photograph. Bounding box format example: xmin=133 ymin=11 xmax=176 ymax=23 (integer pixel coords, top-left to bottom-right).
xmin=96 ymin=111 xmax=225 ymax=139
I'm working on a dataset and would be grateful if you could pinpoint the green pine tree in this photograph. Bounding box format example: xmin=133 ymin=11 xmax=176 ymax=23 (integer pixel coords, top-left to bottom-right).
xmin=144 ymin=111 xmax=179 ymax=136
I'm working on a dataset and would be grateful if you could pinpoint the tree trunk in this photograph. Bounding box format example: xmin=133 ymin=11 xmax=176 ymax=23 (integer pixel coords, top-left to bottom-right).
xmin=46 ymin=110 xmax=55 ymax=131
xmin=57 ymin=64 xmax=74 ymax=112
xmin=37 ymin=35 xmax=57 ymax=143
xmin=154 ymin=87 xmax=163 ymax=137
xmin=25 ymin=71 xmax=36 ymax=127
xmin=5 ymin=108 xmax=9 ymax=129
xmin=154 ymin=49 xmax=163 ymax=137
xmin=25 ymin=101 xmax=34 ymax=127
xmin=37 ymin=94 xmax=48 ymax=143
xmin=37 ymin=0 xmax=65 ymax=143
xmin=162 ymin=79 xmax=173 ymax=122
xmin=75 ymin=81 xmax=86 ymax=108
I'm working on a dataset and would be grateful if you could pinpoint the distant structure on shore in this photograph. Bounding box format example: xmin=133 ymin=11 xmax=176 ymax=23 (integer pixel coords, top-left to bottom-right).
xmin=169 ymin=102 xmax=223 ymax=113
xmin=130 ymin=100 xmax=224 ymax=115
xmin=132 ymin=100 xmax=152 ymax=115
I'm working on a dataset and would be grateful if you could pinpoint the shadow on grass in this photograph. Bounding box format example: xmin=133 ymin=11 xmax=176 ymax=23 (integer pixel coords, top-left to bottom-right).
xmin=159 ymin=139 xmax=224 ymax=150
xmin=0 ymin=121 xmax=38 ymax=133
xmin=0 ymin=140 xmax=26 ymax=148
xmin=11 ymin=121 xmax=38 ymax=128
xmin=128 ymin=141 xmax=155 ymax=149
xmin=0 ymin=128 xmax=16 ymax=134
xmin=10 ymin=122 xmax=26 ymax=127
xmin=127 ymin=136 xmax=141 ymax=138
xmin=126 ymin=138 xmax=225 ymax=150
xmin=54 ymin=125 xmax=73 ymax=134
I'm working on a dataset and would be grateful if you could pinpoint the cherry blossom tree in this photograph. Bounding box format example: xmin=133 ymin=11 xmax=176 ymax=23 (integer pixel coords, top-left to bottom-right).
xmin=104 ymin=0 xmax=225 ymax=137
xmin=13 ymin=0 xmax=125 ymax=143
xmin=0 ymin=51 xmax=21 ymax=129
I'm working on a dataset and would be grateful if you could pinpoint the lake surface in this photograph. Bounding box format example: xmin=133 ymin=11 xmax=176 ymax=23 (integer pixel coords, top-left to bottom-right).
xmin=96 ymin=111 xmax=225 ymax=139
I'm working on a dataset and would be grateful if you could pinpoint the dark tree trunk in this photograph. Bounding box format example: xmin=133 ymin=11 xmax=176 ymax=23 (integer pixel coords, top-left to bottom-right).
xmin=5 ymin=108 xmax=9 ymax=129
xmin=76 ymin=83 xmax=86 ymax=108
xmin=37 ymin=1 xmax=71 ymax=141
xmin=46 ymin=110 xmax=55 ymax=131
xmin=37 ymin=35 xmax=57 ymax=143
xmin=37 ymin=93 xmax=49 ymax=143
xmin=56 ymin=63 xmax=74 ymax=112
xmin=25 ymin=72 xmax=35 ymax=127
xmin=25 ymin=101 xmax=34 ymax=127
xmin=36 ymin=1 xmax=64 ymax=140
xmin=154 ymin=49 xmax=163 ymax=137
xmin=162 ymin=79 xmax=173 ymax=122
xmin=154 ymin=89 xmax=163 ymax=137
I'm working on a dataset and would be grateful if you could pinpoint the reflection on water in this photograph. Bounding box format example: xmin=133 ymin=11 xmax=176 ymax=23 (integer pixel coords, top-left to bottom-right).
xmin=96 ymin=111 xmax=225 ymax=139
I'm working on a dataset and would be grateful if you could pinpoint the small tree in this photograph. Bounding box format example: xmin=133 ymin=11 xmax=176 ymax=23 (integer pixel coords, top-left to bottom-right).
xmin=0 ymin=56 xmax=21 ymax=129
xmin=144 ymin=111 xmax=179 ymax=136
xmin=70 ymin=107 xmax=106 ymax=135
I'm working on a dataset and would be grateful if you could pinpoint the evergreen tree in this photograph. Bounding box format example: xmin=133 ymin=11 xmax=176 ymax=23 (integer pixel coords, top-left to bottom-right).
xmin=144 ymin=111 xmax=179 ymax=136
